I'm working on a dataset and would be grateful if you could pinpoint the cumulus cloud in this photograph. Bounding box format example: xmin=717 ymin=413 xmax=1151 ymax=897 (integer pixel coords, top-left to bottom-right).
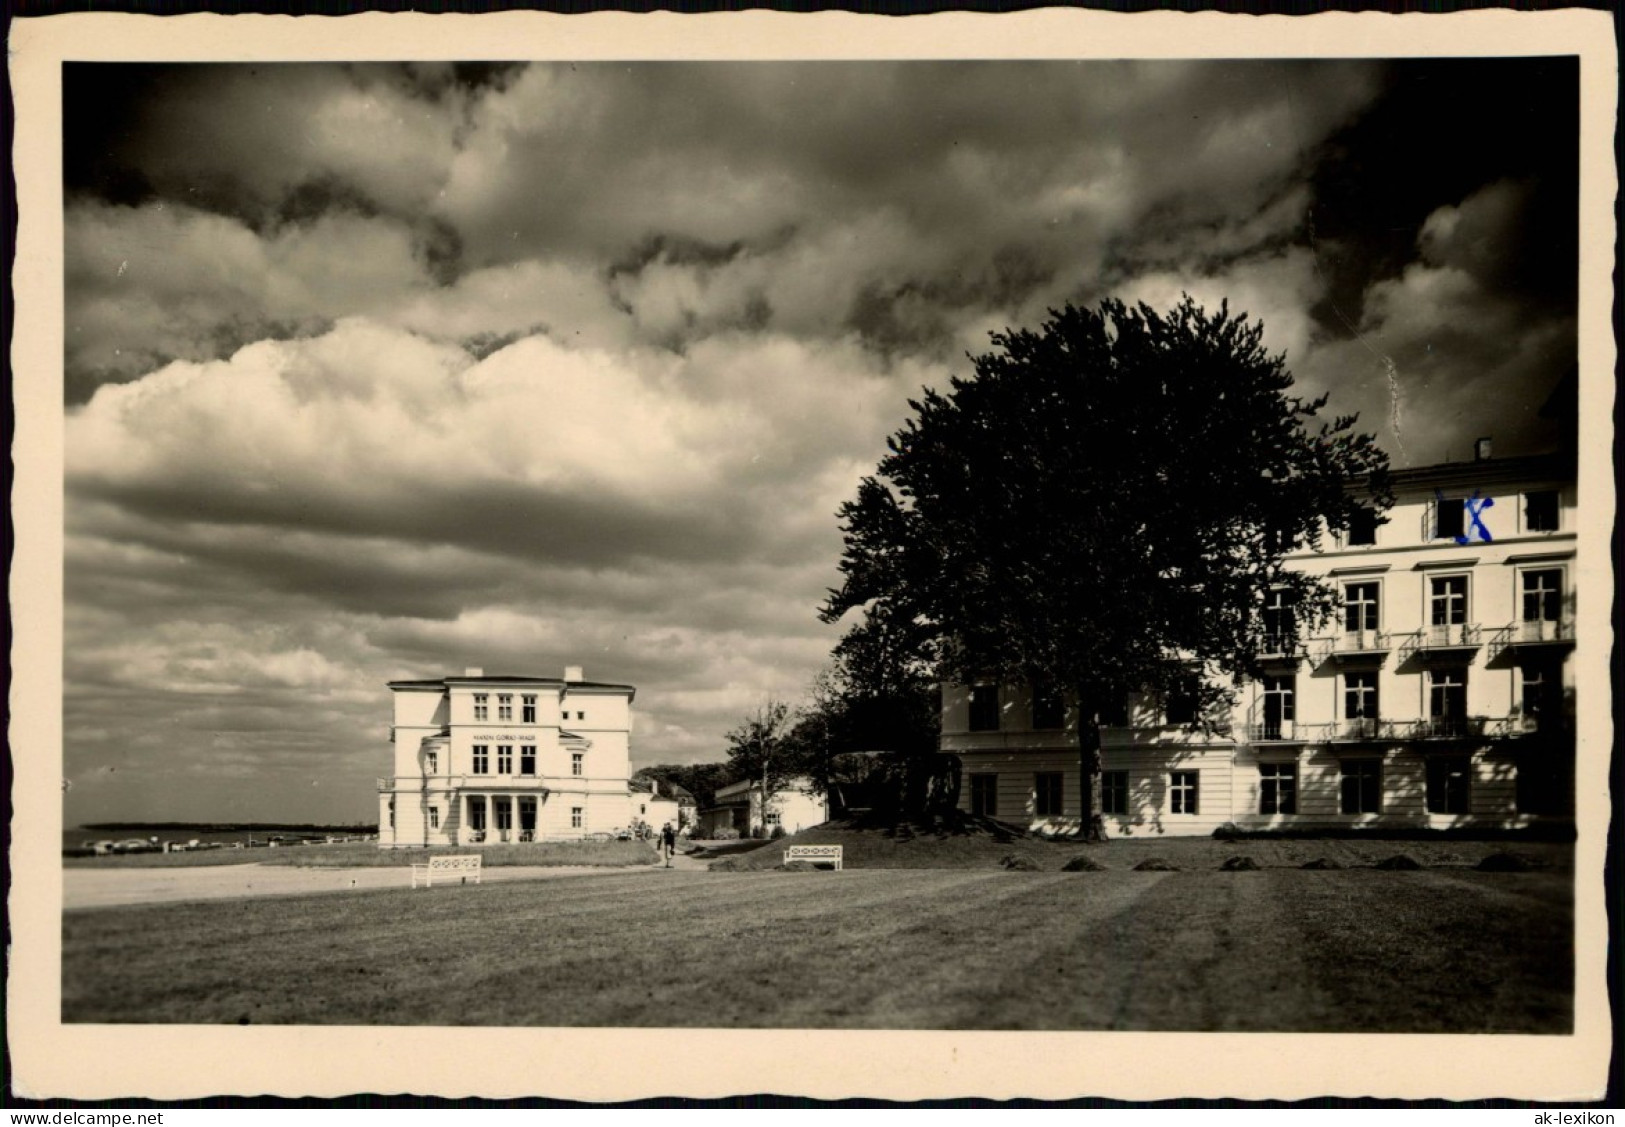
xmin=1295 ymin=179 xmax=1573 ymax=464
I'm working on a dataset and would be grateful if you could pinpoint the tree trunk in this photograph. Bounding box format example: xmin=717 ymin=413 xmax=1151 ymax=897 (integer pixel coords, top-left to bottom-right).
xmin=1079 ymin=706 xmax=1108 ymax=843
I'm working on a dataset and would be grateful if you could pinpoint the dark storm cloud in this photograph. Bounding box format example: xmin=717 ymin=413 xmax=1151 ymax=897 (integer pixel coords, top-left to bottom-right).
xmin=1305 ymin=57 xmax=1578 ymax=332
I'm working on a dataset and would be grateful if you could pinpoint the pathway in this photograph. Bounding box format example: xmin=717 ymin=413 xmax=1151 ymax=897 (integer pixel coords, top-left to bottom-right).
xmin=63 ymin=862 xmax=646 ymax=911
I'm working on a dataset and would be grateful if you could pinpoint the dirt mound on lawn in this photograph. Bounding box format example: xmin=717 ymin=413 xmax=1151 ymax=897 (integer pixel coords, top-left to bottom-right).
xmin=711 ymin=815 xmax=1052 ymax=871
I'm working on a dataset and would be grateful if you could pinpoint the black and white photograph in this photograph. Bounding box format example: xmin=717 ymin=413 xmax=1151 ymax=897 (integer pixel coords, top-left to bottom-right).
xmin=10 ymin=9 xmax=1614 ymax=1103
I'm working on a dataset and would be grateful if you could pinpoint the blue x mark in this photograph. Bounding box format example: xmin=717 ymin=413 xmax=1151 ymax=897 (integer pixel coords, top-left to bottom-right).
xmin=1441 ymin=488 xmax=1494 ymax=545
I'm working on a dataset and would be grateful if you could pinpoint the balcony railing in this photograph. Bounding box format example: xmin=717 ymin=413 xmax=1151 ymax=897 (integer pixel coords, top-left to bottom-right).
xmin=1244 ymin=720 xmax=1309 ymax=743
xmin=1328 ymin=718 xmax=1407 ymax=742
xmin=1238 ymin=716 xmax=1544 ymax=745
xmin=1485 ymin=616 xmax=1578 ymax=662
xmin=1484 ymin=713 xmax=1567 ymax=739
xmin=1259 ymin=634 xmax=1305 ymax=660
xmin=439 ymin=774 xmax=553 ymax=790
xmin=1408 ymin=716 xmax=1488 ymax=740
xmin=1396 ymin=624 xmax=1481 ymax=663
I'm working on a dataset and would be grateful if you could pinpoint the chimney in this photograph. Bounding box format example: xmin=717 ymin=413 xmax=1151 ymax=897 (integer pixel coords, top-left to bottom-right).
xmin=564 ymin=665 xmax=584 ymax=683
xmin=1474 ymin=437 xmax=1493 ymax=461
xmin=464 ymin=667 xmax=484 ymax=677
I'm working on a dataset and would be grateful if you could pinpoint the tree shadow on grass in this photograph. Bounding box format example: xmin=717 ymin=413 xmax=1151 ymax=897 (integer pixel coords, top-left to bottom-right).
xmin=838 ymin=811 xmax=1031 ymax=844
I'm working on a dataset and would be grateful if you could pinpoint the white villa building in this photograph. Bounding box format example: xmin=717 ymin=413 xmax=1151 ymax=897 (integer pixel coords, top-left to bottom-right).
xmin=379 ymin=666 xmax=636 ymax=848
xmin=944 ymin=448 xmax=1578 ymax=835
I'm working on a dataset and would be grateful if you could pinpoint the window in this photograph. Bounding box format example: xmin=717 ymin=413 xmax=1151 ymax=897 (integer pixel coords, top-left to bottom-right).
xmin=522 ymin=694 xmax=537 ymax=723
xmin=1101 ymin=692 xmax=1130 ymax=728
xmin=497 ymin=694 xmax=513 ymax=721
xmin=472 ymin=744 xmax=489 ymax=774
xmin=1034 ymin=772 xmax=1064 ymax=817
xmin=1343 ymin=582 xmax=1380 ymax=633
xmin=1520 ymin=661 xmax=1561 ymax=729
xmin=1032 ymin=683 xmax=1064 ymax=730
xmin=473 ymin=693 xmax=488 ymax=721
xmin=468 ymin=798 xmax=486 ymax=831
xmin=1164 ymin=679 xmax=1198 ymax=726
xmin=1263 ymin=589 xmax=1296 ymax=652
xmin=571 ymin=807 xmax=584 ymax=829
xmin=428 ymin=807 xmax=440 ymax=830
xmin=1521 ymin=569 xmax=1563 ymax=623
xmin=969 ymin=684 xmax=1000 ymax=732
xmin=1427 ymin=668 xmax=1469 ymax=737
xmin=576 ymin=711 xmax=585 ymax=721
xmin=1169 ymin=771 xmax=1199 ymax=815
xmin=572 ymin=752 xmax=584 ymax=777
xmin=1426 ymin=755 xmax=1471 ymax=815
xmin=520 ymin=747 xmax=536 ymax=775
xmin=1259 ymin=763 xmax=1298 ymax=815
xmin=425 ymin=750 xmax=438 ymax=774
xmin=495 ymin=799 xmax=512 ymax=832
xmin=1517 ymin=760 xmax=1569 ymax=817
xmin=1525 ymin=490 xmax=1559 ymax=532
xmin=562 ymin=711 xmax=569 ymax=721
xmin=970 ymin=773 xmax=998 ymax=817
xmin=1261 ymin=674 xmax=1295 ymax=738
xmin=497 ymin=745 xmax=513 ymax=774
xmin=1344 ymin=671 xmax=1379 ymax=728
xmin=1101 ymin=770 xmax=1129 ymax=816
xmin=1434 ymin=497 xmax=1465 ymax=540
xmin=1340 ymin=760 xmax=1382 ymax=814
xmin=1348 ymin=505 xmax=1378 ymax=546
xmin=764 ymin=811 xmax=782 ymax=827
xmin=1430 ymin=575 xmax=1468 ymax=626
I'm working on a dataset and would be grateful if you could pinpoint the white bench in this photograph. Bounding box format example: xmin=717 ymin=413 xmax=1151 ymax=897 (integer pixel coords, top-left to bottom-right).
xmin=783 ymin=844 xmax=843 ymax=870
xmin=411 ymin=854 xmax=483 ymax=888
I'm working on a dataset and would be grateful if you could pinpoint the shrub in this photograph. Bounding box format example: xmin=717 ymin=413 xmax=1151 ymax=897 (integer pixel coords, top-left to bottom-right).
xmin=777 ymin=859 xmax=818 ymax=872
xmin=1375 ymin=854 xmax=1422 ymax=870
xmin=1000 ymin=854 xmax=1042 ymax=871
xmin=1476 ymin=852 xmax=1534 ymax=872
xmin=1133 ymin=858 xmax=1179 ymax=871
xmin=711 ymin=827 xmax=740 ymax=841
xmin=770 ymin=824 xmax=787 ymax=840
xmin=1301 ymin=858 xmax=1343 ymax=870
xmin=1211 ymin=822 xmax=1243 ymax=841
xmin=1220 ymin=856 xmax=1261 ymax=871
xmin=1061 ymin=855 xmax=1107 ymax=872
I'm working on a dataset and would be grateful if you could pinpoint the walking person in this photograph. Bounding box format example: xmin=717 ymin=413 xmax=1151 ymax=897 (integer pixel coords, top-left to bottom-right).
xmin=660 ymin=822 xmax=676 ymax=867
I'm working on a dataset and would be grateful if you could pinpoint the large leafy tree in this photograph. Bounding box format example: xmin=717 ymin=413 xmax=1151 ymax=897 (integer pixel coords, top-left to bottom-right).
xmin=723 ymin=700 xmax=801 ymax=829
xmin=782 ymin=615 xmax=944 ymax=819
xmin=821 ymin=296 xmax=1391 ymax=839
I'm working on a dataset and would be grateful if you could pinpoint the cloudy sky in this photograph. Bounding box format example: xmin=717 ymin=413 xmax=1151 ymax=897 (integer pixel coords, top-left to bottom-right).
xmin=61 ymin=58 xmax=1577 ymax=824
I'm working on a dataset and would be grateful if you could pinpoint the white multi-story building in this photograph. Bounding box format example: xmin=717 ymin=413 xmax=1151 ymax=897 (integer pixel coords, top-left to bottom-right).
xmin=379 ymin=666 xmax=635 ymax=848
xmin=943 ymin=449 xmax=1577 ymax=835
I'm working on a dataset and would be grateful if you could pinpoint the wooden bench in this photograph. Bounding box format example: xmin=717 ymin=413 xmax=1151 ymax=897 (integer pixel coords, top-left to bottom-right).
xmin=783 ymin=844 xmax=843 ymax=870
xmin=411 ymin=854 xmax=483 ymax=888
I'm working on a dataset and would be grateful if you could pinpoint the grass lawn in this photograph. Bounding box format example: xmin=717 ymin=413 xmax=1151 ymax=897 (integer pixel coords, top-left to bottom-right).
xmin=62 ymin=866 xmax=1571 ymax=1031
xmin=63 ymin=840 xmax=654 ymax=870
